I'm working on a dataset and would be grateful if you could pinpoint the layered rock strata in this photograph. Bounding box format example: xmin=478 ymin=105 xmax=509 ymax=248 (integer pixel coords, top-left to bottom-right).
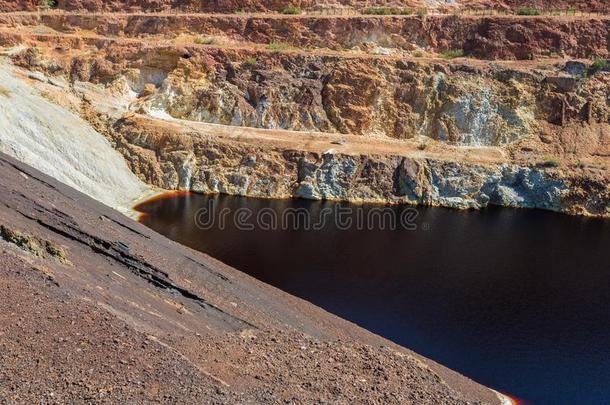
xmin=0 ymin=15 xmax=607 ymax=217
xmin=0 ymin=13 xmax=608 ymax=60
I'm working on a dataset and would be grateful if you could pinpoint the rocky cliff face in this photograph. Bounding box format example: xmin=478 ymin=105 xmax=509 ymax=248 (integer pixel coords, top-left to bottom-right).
xmin=105 ymin=115 xmax=607 ymax=216
xmin=0 ymin=11 xmax=608 ymax=217
xmin=0 ymin=0 xmax=38 ymax=11
xmin=0 ymin=0 xmax=415 ymax=12
xmin=1 ymin=0 xmax=607 ymax=12
xmin=3 ymin=13 xmax=608 ymax=60
xmin=14 ymin=40 xmax=606 ymax=148
xmin=473 ymin=0 xmax=609 ymax=12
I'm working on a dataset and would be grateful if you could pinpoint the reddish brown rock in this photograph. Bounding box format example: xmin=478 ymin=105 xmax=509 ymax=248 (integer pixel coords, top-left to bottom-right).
xmin=2 ymin=13 xmax=607 ymax=60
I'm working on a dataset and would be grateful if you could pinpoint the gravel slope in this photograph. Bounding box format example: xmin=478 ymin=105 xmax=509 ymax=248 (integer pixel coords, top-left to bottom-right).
xmin=0 ymin=152 xmax=503 ymax=404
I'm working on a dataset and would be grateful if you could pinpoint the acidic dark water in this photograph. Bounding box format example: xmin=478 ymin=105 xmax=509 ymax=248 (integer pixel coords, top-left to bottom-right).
xmin=136 ymin=193 xmax=610 ymax=404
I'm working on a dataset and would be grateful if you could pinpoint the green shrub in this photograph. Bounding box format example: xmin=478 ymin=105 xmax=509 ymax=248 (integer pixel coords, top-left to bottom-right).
xmin=417 ymin=143 xmax=427 ymax=150
xmin=281 ymin=5 xmax=302 ymax=14
xmin=416 ymin=9 xmax=427 ymax=17
xmin=41 ymin=0 xmax=57 ymax=9
xmin=516 ymin=7 xmax=541 ymax=15
xmin=575 ymin=160 xmax=586 ymax=169
xmin=361 ymin=7 xmax=413 ymax=15
xmin=591 ymin=59 xmax=609 ymax=72
xmin=440 ymin=49 xmax=464 ymax=59
xmin=243 ymin=56 xmax=257 ymax=67
xmin=542 ymin=157 xmax=560 ymax=168
xmin=267 ymin=42 xmax=291 ymax=52
xmin=194 ymin=36 xmax=216 ymax=45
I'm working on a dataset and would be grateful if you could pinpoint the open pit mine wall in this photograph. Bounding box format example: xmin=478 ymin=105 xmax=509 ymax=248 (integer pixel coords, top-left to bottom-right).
xmin=10 ymin=40 xmax=607 ymax=148
xmin=0 ymin=0 xmax=427 ymax=13
xmin=112 ymin=117 xmax=609 ymax=217
xmin=0 ymin=0 xmax=606 ymax=12
xmin=1 ymin=13 xmax=608 ymax=60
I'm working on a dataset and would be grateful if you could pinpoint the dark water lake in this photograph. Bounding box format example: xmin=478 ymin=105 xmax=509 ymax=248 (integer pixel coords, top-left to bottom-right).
xmin=135 ymin=193 xmax=610 ymax=405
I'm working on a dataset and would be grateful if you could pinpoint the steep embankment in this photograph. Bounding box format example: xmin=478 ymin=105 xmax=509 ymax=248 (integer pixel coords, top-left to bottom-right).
xmin=471 ymin=0 xmax=609 ymax=12
xmin=0 ymin=13 xmax=608 ymax=60
xmin=0 ymin=152 xmax=504 ymax=404
xmin=0 ymin=63 xmax=150 ymax=211
xmin=1 ymin=22 xmax=607 ymax=216
xmin=2 ymin=0 xmax=607 ymax=12
xmin=111 ymin=114 xmax=608 ymax=215
xmin=4 ymin=35 xmax=609 ymax=145
xmin=1 ymin=0 xmax=420 ymax=13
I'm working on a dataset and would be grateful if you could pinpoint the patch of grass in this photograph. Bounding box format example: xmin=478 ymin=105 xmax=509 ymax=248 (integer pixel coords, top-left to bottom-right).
xmin=361 ymin=7 xmax=414 ymax=15
xmin=267 ymin=42 xmax=291 ymax=52
xmin=542 ymin=156 xmax=560 ymax=168
xmin=440 ymin=49 xmax=464 ymax=59
xmin=0 ymin=86 xmax=11 ymax=98
xmin=281 ymin=5 xmax=302 ymax=15
xmin=194 ymin=36 xmax=217 ymax=45
xmin=515 ymin=7 xmax=541 ymax=16
xmin=416 ymin=9 xmax=427 ymax=17
xmin=412 ymin=50 xmax=423 ymax=57
xmin=242 ymin=56 xmax=257 ymax=67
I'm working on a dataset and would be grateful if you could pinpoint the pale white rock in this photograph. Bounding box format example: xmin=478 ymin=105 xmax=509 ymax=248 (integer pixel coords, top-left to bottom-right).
xmin=0 ymin=64 xmax=151 ymax=213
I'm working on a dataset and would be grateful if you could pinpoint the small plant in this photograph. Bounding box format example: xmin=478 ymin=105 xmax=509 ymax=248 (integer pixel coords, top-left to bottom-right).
xmin=267 ymin=42 xmax=291 ymax=52
xmin=0 ymin=86 xmax=11 ymax=98
xmin=361 ymin=7 xmax=413 ymax=15
xmin=516 ymin=7 xmax=541 ymax=16
xmin=575 ymin=160 xmax=586 ymax=169
xmin=542 ymin=156 xmax=560 ymax=168
xmin=243 ymin=56 xmax=257 ymax=67
xmin=194 ymin=36 xmax=216 ymax=45
xmin=40 ymin=0 xmax=58 ymax=9
xmin=281 ymin=5 xmax=302 ymax=15
xmin=413 ymin=50 xmax=423 ymax=57
xmin=417 ymin=143 xmax=427 ymax=150
xmin=440 ymin=49 xmax=464 ymax=59
xmin=591 ymin=58 xmax=609 ymax=72
xmin=416 ymin=9 xmax=427 ymax=17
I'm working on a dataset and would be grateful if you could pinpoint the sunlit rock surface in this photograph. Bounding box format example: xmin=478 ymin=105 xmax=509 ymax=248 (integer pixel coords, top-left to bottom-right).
xmin=0 ymin=64 xmax=150 ymax=211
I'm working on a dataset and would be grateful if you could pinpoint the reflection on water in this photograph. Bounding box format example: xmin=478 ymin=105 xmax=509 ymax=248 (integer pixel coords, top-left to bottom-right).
xmin=136 ymin=193 xmax=610 ymax=405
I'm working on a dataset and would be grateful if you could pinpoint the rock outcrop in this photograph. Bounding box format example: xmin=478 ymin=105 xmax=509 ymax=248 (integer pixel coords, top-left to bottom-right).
xmin=106 ymin=115 xmax=608 ymax=217
xmin=16 ymin=41 xmax=609 ymax=146
xmin=470 ymin=0 xmax=609 ymax=12
xmin=1 ymin=0 xmax=608 ymax=12
xmin=2 ymin=13 xmax=608 ymax=60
